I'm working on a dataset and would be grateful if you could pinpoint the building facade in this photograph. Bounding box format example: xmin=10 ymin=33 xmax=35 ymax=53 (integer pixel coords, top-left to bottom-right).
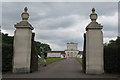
xmin=65 ymin=42 xmax=79 ymax=57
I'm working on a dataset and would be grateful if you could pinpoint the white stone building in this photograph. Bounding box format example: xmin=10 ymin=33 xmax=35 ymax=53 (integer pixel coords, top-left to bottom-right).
xmin=47 ymin=51 xmax=64 ymax=58
xmin=65 ymin=42 xmax=79 ymax=57
xmin=47 ymin=42 xmax=82 ymax=58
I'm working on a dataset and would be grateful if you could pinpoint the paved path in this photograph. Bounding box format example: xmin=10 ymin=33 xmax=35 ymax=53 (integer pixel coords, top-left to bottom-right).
xmin=3 ymin=58 xmax=115 ymax=78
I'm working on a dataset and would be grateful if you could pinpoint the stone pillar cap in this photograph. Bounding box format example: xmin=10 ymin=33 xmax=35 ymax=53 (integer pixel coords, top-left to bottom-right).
xmin=14 ymin=7 xmax=34 ymax=30
xmin=86 ymin=8 xmax=103 ymax=31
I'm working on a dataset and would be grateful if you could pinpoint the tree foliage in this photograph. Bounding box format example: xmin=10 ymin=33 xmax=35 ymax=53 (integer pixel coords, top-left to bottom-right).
xmin=104 ymin=37 xmax=120 ymax=47
xmin=34 ymin=41 xmax=51 ymax=56
xmin=104 ymin=37 xmax=120 ymax=73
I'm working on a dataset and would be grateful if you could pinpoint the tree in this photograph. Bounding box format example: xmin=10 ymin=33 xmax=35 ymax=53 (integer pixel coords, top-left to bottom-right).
xmin=104 ymin=37 xmax=120 ymax=73
xmin=106 ymin=37 xmax=120 ymax=47
xmin=34 ymin=41 xmax=51 ymax=56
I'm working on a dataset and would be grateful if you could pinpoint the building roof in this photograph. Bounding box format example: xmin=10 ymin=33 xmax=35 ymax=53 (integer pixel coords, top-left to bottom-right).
xmin=67 ymin=42 xmax=78 ymax=44
xmin=48 ymin=51 xmax=65 ymax=54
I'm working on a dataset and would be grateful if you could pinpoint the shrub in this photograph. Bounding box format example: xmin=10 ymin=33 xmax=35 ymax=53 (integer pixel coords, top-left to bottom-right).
xmin=104 ymin=37 xmax=120 ymax=73
xmin=2 ymin=33 xmax=13 ymax=72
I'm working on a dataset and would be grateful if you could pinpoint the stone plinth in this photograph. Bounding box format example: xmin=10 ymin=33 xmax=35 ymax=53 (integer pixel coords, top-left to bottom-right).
xmin=13 ymin=7 xmax=34 ymax=73
xmin=85 ymin=8 xmax=104 ymax=74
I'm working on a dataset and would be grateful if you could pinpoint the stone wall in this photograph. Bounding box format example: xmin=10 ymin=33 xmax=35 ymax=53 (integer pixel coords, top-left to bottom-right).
xmin=30 ymin=33 xmax=38 ymax=72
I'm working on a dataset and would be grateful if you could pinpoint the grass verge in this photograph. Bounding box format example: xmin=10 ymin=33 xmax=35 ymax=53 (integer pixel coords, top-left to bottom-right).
xmin=104 ymin=73 xmax=120 ymax=78
xmin=38 ymin=58 xmax=64 ymax=66
xmin=76 ymin=58 xmax=82 ymax=63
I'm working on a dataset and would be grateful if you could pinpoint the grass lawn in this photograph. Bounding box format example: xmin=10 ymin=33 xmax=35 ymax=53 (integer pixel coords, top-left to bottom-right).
xmin=104 ymin=73 xmax=120 ymax=78
xmin=76 ymin=58 xmax=82 ymax=63
xmin=38 ymin=58 xmax=64 ymax=66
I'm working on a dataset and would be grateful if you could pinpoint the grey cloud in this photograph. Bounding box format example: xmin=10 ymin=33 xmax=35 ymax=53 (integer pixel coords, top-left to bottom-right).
xmin=119 ymin=2 xmax=120 ymax=37
xmin=36 ymin=18 xmax=74 ymax=29
xmin=103 ymin=30 xmax=118 ymax=38
xmin=0 ymin=3 xmax=2 ymax=26
xmin=2 ymin=2 xmax=118 ymax=50
xmin=35 ymin=28 xmax=84 ymax=51
xmin=36 ymin=34 xmax=83 ymax=51
xmin=33 ymin=15 xmax=82 ymax=30
xmin=103 ymin=23 xmax=117 ymax=33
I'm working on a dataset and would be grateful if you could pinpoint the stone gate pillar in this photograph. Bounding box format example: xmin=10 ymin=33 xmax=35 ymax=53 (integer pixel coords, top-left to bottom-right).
xmin=13 ymin=7 xmax=34 ymax=73
xmin=85 ymin=8 xmax=104 ymax=74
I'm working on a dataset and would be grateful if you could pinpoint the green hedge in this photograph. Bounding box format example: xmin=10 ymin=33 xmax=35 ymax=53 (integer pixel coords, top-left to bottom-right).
xmin=2 ymin=44 xmax=13 ymax=72
xmin=104 ymin=37 xmax=120 ymax=73
xmin=2 ymin=33 xmax=13 ymax=72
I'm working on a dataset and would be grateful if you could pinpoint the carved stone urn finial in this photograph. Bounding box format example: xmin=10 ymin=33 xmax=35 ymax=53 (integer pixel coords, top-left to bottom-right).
xmin=21 ymin=7 xmax=29 ymax=20
xmin=24 ymin=7 xmax=28 ymax=12
xmin=86 ymin=8 xmax=103 ymax=31
xmin=90 ymin=8 xmax=98 ymax=22
xmin=92 ymin=8 xmax=95 ymax=13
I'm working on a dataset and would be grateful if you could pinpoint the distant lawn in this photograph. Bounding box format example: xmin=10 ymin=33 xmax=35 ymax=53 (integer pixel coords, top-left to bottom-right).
xmin=38 ymin=58 xmax=64 ymax=66
xmin=76 ymin=58 xmax=82 ymax=63
xmin=104 ymin=73 xmax=120 ymax=78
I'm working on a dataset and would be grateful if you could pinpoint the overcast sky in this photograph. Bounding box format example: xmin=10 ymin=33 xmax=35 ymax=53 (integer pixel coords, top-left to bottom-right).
xmin=1 ymin=2 xmax=118 ymax=51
